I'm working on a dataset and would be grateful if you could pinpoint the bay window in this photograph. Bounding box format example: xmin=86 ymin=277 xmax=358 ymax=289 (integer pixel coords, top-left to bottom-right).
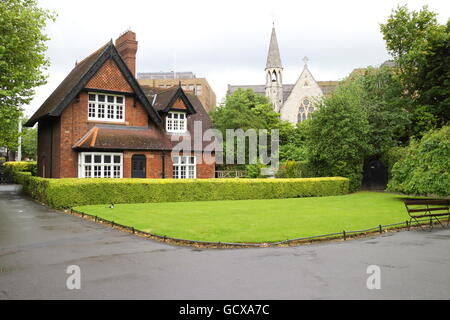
xmin=79 ymin=152 xmax=123 ymax=178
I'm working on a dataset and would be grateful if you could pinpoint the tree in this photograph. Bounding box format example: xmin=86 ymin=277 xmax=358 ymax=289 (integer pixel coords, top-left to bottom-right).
xmin=387 ymin=126 xmax=450 ymax=196
xmin=210 ymin=89 xmax=281 ymax=133
xmin=380 ymin=5 xmax=450 ymax=132
xmin=21 ymin=124 xmax=37 ymax=160
xmin=0 ymin=0 xmax=55 ymax=149
xmin=304 ymin=80 xmax=372 ymax=191
xmin=358 ymin=66 xmax=411 ymax=155
xmin=210 ymin=89 xmax=291 ymax=165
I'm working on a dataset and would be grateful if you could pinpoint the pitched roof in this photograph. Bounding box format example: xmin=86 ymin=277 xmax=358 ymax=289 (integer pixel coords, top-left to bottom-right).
xmin=25 ymin=41 xmax=161 ymax=127
xmin=73 ymin=124 xmax=172 ymax=151
xmin=266 ymin=27 xmax=283 ymax=69
xmin=141 ymin=85 xmax=196 ymax=114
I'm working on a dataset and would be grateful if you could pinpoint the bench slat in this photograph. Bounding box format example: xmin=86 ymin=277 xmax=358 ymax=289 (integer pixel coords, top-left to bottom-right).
xmin=405 ymin=200 xmax=449 ymax=206
xmin=410 ymin=212 xmax=450 ymax=218
xmin=407 ymin=207 xmax=449 ymax=213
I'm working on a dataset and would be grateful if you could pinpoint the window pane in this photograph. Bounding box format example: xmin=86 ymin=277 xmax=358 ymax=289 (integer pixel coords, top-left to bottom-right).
xmin=85 ymin=165 xmax=91 ymax=178
xmin=98 ymin=95 xmax=105 ymax=102
xmin=98 ymin=104 xmax=105 ymax=118
xmin=173 ymin=156 xmax=179 ymax=164
xmin=104 ymin=165 xmax=111 ymax=178
xmin=104 ymin=155 xmax=111 ymax=163
xmin=94 ymin=155 xmax=101 ymax=163
xmin=114 ymin=155 xmax=121 ymax=163
xmin=189 ymin=156 xmax=195 ymax=164
xmin=181 ymin=156 xmax=187 ymax=164
xmin=107 ymin=96 xmax=114 ymax=103
xmin=88 ymin=94 xmax=96 ymax=101
xmin=88 ymin=103 xmax=96 ymax=118
xmin=113 ymin=166 xmax=121 ymax=178
xmin=84 ymin=155 xmax=92 ymax=163
xmin=94 ymin=165 xmax=102 ymax=178
xmin=116 ymin=96 xmax=123 ymax=104
xmin=116 ymin=105 xmax=123 ymax=120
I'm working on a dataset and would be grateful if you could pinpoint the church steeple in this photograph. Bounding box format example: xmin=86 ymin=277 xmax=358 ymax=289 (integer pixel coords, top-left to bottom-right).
xmin=265 ymin=25 xmax=283 ymax=112
xmin=266 ymin=26 xmax=282 ymax=69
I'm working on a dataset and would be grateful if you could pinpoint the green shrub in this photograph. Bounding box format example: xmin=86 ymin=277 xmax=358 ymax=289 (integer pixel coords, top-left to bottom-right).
xmin=275 ymin=160 xmax=303 ymax=178
xmin=13 ymin=175 xmax=349 ymax=209
xmin=245 ymin=162 xmax=267 ymax=178
xmin=3 ymin=161 xmax=37 ymax=180
xmin=380 ymin=146 xmax=408 ymax=179
xmin=387 ymin=126 xmax=450 ymax=196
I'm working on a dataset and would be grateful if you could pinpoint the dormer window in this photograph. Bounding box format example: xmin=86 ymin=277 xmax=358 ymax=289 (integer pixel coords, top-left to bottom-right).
xmin=166 ymin=111 xmax=186 ymax=133
xmin=88 ymin=93 xmax=125 ymax=122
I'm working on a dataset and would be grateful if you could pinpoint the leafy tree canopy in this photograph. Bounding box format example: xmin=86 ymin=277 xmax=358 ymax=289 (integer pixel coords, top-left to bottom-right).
xmin=0 ymin=0 xmax=56 ymax=108
xmin=380 ymin=5 xmax=450 ymax=131
xmin=304 ymin=80 xmax=372 ymax=191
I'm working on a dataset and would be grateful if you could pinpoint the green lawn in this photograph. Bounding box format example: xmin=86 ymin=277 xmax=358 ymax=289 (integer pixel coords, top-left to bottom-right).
xmin=74 ymin=192 xmax=411 ymax=243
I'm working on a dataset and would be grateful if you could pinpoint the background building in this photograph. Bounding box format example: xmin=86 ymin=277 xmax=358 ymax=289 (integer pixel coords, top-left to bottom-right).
xmin=227 ymin=26 xmax=340 ymax=124
xmin=138 ymin=72 xmax=217 ymax=112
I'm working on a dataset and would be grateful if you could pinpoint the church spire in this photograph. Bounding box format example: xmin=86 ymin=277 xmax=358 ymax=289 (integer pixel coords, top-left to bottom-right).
xmin=265 ymin=26 xmax=282 ymax=69
xmin=265 ymin=25 xmax=283 ymax=112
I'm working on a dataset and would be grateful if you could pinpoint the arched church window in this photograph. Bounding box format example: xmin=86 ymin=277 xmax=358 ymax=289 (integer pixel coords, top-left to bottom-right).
xmin=297 ymin=97 xmax=315 ymax=123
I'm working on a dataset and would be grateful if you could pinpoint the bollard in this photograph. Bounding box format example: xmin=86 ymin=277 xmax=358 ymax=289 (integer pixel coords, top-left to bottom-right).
xmin=379 ymin=225 xmax=382 ymax=234
xmin=343 ymin=230 xmax=346 ymax=240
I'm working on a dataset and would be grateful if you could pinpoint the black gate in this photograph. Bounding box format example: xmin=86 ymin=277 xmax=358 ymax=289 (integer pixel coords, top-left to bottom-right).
xmin=362 ymin=160 xmax=388 ymax=190
xmin=132 ymin=155 xmax=146 ymax=178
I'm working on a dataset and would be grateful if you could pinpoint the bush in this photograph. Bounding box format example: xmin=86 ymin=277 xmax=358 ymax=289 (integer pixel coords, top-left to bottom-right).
xmin=380 ymin=146 xmax=408 ymax=179
xmin=275 ymin=160 xmax=303 ymax=178
xmin=11 ymin=171 xmax=349 ymax=208
xmin=3 ymin=161 xmax=37 ymax=179
xmin=387 ymin=126 xmax=450 ymax=196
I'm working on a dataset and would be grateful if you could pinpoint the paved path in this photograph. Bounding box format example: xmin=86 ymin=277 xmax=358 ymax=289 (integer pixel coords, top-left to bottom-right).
xmin=0 ymin=185 xmax=449 ymax=299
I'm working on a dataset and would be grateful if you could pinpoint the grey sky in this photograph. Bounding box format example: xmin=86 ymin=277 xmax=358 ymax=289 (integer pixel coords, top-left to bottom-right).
xmin=26 ymin=0 xmax=449 ymax=118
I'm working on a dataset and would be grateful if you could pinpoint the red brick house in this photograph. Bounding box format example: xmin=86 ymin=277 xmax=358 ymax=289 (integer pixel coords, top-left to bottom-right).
xmin=25 ymin=31 xmax=216 ymax=179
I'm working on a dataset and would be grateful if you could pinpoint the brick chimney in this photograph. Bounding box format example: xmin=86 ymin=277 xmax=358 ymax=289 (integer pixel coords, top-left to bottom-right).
xmin=115 ymin=30 xmax=138 ymax=77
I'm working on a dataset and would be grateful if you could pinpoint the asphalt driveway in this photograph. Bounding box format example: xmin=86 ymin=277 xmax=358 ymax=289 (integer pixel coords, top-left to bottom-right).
xmin=0 ymin=185 xmax=449 ymax=299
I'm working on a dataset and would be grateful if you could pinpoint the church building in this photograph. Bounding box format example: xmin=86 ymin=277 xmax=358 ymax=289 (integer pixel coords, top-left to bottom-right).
xmin=227 ymin=26 xmax=339 ymax=124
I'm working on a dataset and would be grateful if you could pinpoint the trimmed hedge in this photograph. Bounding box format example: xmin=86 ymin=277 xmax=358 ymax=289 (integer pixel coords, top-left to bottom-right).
xmin=3 ymin=161 xmax=37 ymax=179
xmin=11 ymin=171 xmax=349 ymax=209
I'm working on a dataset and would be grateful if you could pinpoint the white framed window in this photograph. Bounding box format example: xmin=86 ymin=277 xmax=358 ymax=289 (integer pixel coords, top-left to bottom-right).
xmin=172 ymin=156 xmax=196 ymax=179
xmin=166 ymin=111 xmax=187 ymax=133
xmin=88 ymin=93 xmax=125 ymax=122
xmin=78 ymin=152 xmax=123 ymax=178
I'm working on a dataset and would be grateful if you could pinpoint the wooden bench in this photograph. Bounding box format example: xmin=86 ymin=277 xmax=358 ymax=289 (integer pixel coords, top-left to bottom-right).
xmin=404 ymin=199 xmax=450 ymax=230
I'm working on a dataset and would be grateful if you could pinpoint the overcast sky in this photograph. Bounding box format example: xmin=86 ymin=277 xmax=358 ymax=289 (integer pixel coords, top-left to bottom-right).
xmin=26 ymin=0 xmax=449 ymax=117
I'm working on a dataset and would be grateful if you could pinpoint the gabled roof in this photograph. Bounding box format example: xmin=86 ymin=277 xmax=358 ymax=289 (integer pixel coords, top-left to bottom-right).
xmin=266 ymin=27 xmax=283 ymax=69
xmin=25 ymin=41 xmax=161 ymax=127
xmin=141 ymin=85 xmax=197 ymax=115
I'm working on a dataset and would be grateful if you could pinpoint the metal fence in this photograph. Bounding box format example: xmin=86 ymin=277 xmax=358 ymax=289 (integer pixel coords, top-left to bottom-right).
xmin=70 ymin=208 xmax=447 ymax=248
